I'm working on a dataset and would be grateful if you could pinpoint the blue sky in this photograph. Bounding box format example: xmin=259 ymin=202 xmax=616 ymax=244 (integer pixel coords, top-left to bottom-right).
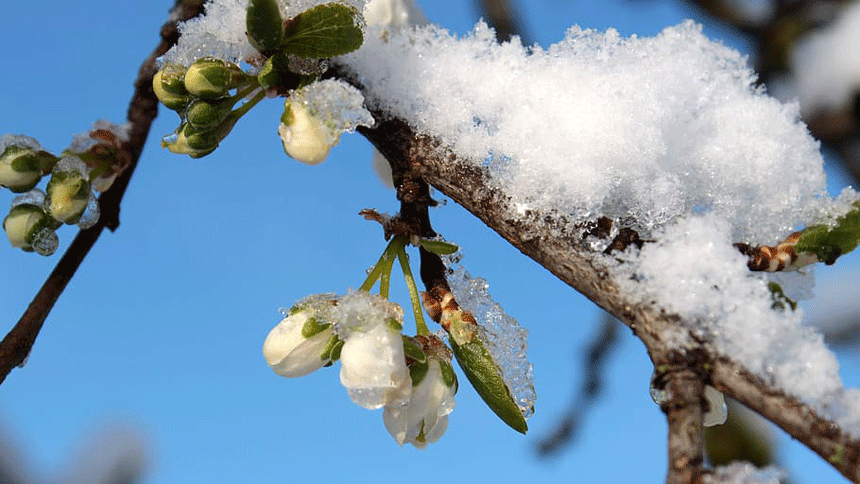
xmin=1 ymin=1 xmax=857 ymax=483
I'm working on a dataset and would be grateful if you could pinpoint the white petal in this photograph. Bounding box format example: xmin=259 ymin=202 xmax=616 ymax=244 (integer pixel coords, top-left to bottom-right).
xmin=340 ymin=325 xmax=410 ymax=409
xmin=263 ymin=313 xmax=332 ymax=378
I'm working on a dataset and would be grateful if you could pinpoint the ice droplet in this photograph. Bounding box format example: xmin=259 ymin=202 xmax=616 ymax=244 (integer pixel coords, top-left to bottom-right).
xmin=76 ymin=192 xmax=100 ymax=229
xmin=445 ymin=253 xmax=536 ymax=418
xmin=30 ymin=227 xmax=58 ymax=256
xmin=10 ymin=188 xmax=46 ymax=208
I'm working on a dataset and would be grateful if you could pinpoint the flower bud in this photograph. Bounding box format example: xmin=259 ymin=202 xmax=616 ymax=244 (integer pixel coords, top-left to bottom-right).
xmin=264 ymin=309 xmax=339 ymax=378
xmin=185 ymin=98 xmax=234 ymax=131
xmin=45 ymin=157 xmax=91 ymax=224
xmin=383 ymin=357 xmax=457 ymax=448
xmin=161 ymin=124 xmax=218 ymax=159
xmin=3 ymin=203 xmax=59 ymax=255
xmin=0 ymin=135 xmax=57 ymax=193
xmin=153 ymin=64 xmax=191 ymax=111
xmin=278 ymin=101 xmax=332 ymax=165
xmin=183 ymin=58 xmax=247 ymax=99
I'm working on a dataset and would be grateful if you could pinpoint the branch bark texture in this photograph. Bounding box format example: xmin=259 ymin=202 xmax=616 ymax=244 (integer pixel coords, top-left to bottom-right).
xmin=0 ymin=0 xmax=206 ymax=384
xmin=359 ymin=113 xmax=860 ymax=483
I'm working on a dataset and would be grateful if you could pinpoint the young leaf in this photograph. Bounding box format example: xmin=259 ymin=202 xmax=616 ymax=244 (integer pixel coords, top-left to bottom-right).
xmin=450 ymin=338 xmax=528 ymax=434
xmin=281 ymin=4 xmax=363 ymax=58
xmin=418 ymin=238 xmax=460 ymax=255
xmin=246 ymin=0 xmax=284 ymax=52
xmin=795 ymin=201 xmax=860 ymax=265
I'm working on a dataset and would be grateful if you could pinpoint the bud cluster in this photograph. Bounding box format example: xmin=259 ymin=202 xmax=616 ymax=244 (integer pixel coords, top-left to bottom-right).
xmin=263 ymin=291 xmax=458 ymax=448
xmin=1 ymin=123 xmax=128 ymax=256
xmin=153 ymin=1 xmax=371 ymax=163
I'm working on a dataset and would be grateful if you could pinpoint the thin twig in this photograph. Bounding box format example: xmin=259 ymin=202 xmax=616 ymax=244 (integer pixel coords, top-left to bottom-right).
xmin=0 ymin=0 xmax=206 ymax=384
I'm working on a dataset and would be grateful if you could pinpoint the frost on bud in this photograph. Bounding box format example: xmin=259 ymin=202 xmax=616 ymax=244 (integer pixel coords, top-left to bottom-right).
xmin=335 ymin=291 xmax=411 ymax=410
xmin=263 ymin=306 xmax=340 ymax=378
xmin=153 ymin=64 xmax=191 ymax=111
xmin=384 ymin=336 xmax=457 ymax=448
xmin=45 ymin=157 xmax=91 ymax=224
xmin=278 ymin=80 xmax=373 ymax=165
xmin=4 ymin=195 xmax=59 ymax=256
xmin=0 ymin=135 xmax=57 ymax=193
xmin=183 ymin=58 xmax=247 ymax=99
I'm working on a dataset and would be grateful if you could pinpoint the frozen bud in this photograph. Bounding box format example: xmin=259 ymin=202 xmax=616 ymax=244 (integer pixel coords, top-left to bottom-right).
xmin=278 ymin=101 xmax=331 ymax=165
xmin=185 ymin=98 xmax=234 ymax=131
xmin=4 ymin=203 xmax=59 ymax=255
xmin=161 ymin=123 xmax=218 ymax=158
xmin=0 ymin=135 xmax=57 ymax=193
xmin=183 ymin=58 xmax=246 ymax=99
xmin=45 ymin=157 xmax=91 ymax=224
xmin=384 ymin=354 xmax=457 ymax=448
xmin=153 ymin=64 xmax=191 ymax=111
xmin=278 ymin=80 xmax=374 ymax=165
xmin=340 ymin=322 xmax=411 ymax=409
xmin=263 ymin=309 xmax=340 ymax=378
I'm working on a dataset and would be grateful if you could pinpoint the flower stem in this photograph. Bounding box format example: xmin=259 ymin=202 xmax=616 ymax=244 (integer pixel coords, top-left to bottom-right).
xmin=359 ymin=237 xmax=402 ymax=294
xmin=396 ymin=243 xmax=430 ymax=336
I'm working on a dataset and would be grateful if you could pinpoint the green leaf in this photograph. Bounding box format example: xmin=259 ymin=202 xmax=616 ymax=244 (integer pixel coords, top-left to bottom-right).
xmin=246 ymin=0 xmax=284 ymax=52
xmin=280 ymin=3 xmax=363 ymax=58
xmin=795 ymin=201 xmax=860 ymax=265
xmin=450 ymin=338 xmax=528 ymax=434
xmin=401 ymin=336 xmax=427 ymax=364
xmin=417 ymin=238 xmax=460 ymax=255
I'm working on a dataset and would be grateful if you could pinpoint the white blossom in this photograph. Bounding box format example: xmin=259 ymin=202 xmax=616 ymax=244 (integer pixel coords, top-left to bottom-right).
xmin=339 ymin=323 xmax=411 ymax=409
xmin=383 ymin=359 xmax=456 ymax=447
xmin=263 ymin=308 xmax=336 ymax=378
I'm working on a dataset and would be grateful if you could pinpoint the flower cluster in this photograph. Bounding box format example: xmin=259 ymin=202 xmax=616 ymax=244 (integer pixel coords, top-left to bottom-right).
xmin=263 ymin=291 xmax=457 ymax=447
xmin=154 ymin=1 xmax=372 ymax=164
xmin=1 ymin=123 xmax=129 ymax=256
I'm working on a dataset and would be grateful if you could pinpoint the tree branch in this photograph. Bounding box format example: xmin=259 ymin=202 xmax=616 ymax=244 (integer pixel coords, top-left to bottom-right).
xmin=357 ymin=112 xmax=860 ymax=483
xmin=0 ymin=0 xmax=206 ymax=385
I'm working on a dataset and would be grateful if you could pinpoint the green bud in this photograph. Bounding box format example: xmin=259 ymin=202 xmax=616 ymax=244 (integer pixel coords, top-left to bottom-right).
xmin=153 ymin=64 xmax=191 ymax=111
xmin=450 ymin=338 xmax=528 ymax=434
xmin=45 ymin=164 xmax=91 ymax=224
xmin=3 ymin=203 xmax=59 ymax=255
xmin=0 ymin=145 xmax=45 ymax=193
xmin=185 ymin=98 xmax=235 ymax=130
xmin=162 ymin=124 xmax=218 ymax=159
xmin=183 ymin=58 xmax=247 ymax=99
xmin=256 ymin=53 xmax=302 ymax=91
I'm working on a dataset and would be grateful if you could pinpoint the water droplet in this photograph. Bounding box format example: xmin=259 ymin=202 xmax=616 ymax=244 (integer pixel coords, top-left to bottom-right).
xmin=30 ymin=227 xmax=58 ymax=256
xmin=76 ymin=192 xmax=100 ymax=229
xmin=10 ymin=189 xmax=46 ymax=208
xmin=649 ymin=369 xmax=670 ymax=405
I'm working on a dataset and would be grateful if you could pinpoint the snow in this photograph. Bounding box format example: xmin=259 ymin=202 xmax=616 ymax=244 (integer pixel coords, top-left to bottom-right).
xmin=703 ymin=462 xmax=786 ymax=484
xmin=164 ymin=0 xmax=860 ymax=441
xmin=343 ymin=21 xmax=828 ymax=244
xmin=790 ymin=1 xmax=860 ymax=114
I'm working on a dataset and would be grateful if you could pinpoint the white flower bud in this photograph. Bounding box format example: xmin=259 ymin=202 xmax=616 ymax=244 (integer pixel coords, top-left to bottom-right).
xmin=339 ymin=323 xmax=411 ymax=410
xmin=3 ymin=202 xmax=58 ymax=256
xmin=278 ymin=101 xmax=332 ymax=165
xmin=45 ymin=157 xmax=91 ymax=224
xmin=383 ymin=358 xmax=457 ymax=448
xmin=263 ymin=310 xmax=336 ymax=378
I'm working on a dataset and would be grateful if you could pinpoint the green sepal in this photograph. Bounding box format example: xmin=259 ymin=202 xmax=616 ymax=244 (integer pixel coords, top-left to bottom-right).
xmin=280 ymin=4 xmax=364 ymax=59
xmin=257 ymin=53 xmax=303 ymax=90
xmin=409 ymin=359 xmax=429 ymax=387
xmin=450 ymin=337 xmax=528 ymax=434
xmin=767 ymin=282 xmax=797 ymax=311
xmin=401 ymin=336 xmax=427 ymax=364
xmin=439 ymin=359 xmax=458 ymax=391
xmin=385 ymin=317 xmax=403 ymax=332
xmin=184 ymin=58 xmax=248 ymax=100
xmin=795 ymin=201 xmax=860 ymax=265
xmin=301 ymin=316 xmax=331 ymax=338
xmin=320 ymin=334 xmax=344 ymax=362
xmin=185 ymin=98 xmax=235 ymax=131
xmin=246 ymin=0 xmax=284 ymax=52
xmin=417 ymin=238 xmax=459 ymax=255
xmin=45 ymin=170 xmax=90 ymax=224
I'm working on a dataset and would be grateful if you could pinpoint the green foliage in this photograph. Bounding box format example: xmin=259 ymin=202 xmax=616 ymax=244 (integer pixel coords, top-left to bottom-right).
xmin=796 ymin=201 xmax=860 ymax=265
xmin=280 ymin=4 xmax=364 ymax=58
xmin=246 ymin=0 xmax=284 ymax=52
xmin=450 ymin=337 xmax=528 ymax=434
